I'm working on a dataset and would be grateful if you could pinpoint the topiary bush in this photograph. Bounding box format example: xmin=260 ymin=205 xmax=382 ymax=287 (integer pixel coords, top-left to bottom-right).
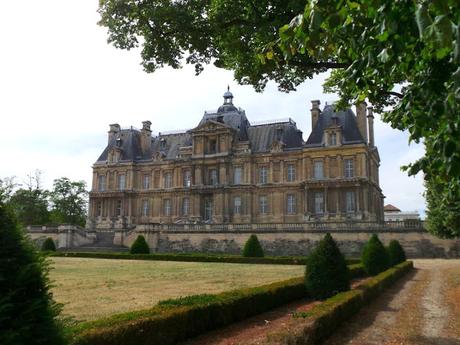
xmin=130 ymin=235 xmax=150 ymax=254
xmin=305 ymin=233 xmax=350 ymax=300
xmin=41 ymin=237 xmax=57 ymax=252
xmin=242 ymin=234 xmax=264 ymax=257
xmin=387 ymin=240 xmax=406 ymax=266
xmin=361 ymin=234 xmax=390 ymax=276
xmin=0 ymin=203 xmax=65 ymax=345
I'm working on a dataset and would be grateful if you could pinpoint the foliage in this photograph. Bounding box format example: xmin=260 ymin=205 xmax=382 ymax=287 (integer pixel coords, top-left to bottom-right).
xmin=129 ymin=235 xmax=150 ymax=254
xmin=0 ymin=176 xmax=17 ymax=203
xmin=42 ymin=237 xmax=57 ymax=252
xmin=49 ymin=178 xmax=88 ymax=227
xmin=0 ymin=203 xmax=65 ymax=345
xmin=242 ymin=234 xmax=264 ymax=257
xmin=361 ymin=234 xmax=390 ymax=276
xmin=305 ymin=233 xmax=350 ymax=300
xmin=387 ymin=240 xmax=406 ymax=266
xmin=98 ymin=0 xmax=460 ymax=238
xmin=10 ymin=188 xmax=50 ymax=226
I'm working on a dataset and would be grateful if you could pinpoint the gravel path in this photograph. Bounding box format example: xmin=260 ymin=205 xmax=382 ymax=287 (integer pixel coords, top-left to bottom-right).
xmin=324 ymin=259 xmax=460 ymax=345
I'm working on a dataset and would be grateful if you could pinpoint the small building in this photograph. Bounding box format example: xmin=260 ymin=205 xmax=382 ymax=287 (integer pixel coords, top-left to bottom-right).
xmin=384 ymin=204 xmax=421 ymax=221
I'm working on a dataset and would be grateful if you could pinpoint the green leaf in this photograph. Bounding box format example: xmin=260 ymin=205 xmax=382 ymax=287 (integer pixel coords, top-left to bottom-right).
xmin=415 ymin=4 xmax=432 ymax=39
xmin=378 ymin=48 xmax=390 ymax=62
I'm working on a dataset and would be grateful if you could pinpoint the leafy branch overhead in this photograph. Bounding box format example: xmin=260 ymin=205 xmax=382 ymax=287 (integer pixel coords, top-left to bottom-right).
xmin=98 ymin=0 xmax=460 ymax=237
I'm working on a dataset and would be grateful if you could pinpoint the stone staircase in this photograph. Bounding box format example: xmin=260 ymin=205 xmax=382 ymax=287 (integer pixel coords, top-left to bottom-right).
xmin=61 ymin=231 xmax=129 ymax=253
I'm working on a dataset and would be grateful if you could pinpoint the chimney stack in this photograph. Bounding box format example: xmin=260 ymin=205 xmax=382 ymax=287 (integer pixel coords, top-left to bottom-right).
xmin=108 ymin=123 xmax=120 ymax=143
xmin=141 ymin=121 xmax=152 ymax=152
xmin=355 ymin=102 xmax=368 ymax=143
xmin=367 ymin=106 xmax=375 ymax=147
xmin=311 ymin=100 xmax=321 ymax=130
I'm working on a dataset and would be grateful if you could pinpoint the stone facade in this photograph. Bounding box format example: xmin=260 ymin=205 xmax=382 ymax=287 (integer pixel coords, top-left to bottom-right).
xmin=87 ymin=90 xmax=384 ymax=229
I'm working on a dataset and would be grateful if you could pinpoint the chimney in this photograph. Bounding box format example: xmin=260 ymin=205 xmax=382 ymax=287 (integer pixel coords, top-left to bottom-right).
xmin=108 ymin=123 xmax=120 ymax=143
xmin=141 ymin=121 xmax=152 ymax=152
xmin=367 ymin=106 xmax=375 ymax=147
xmin=311 ymin=100 xmax=321 ymax=130
xmin=355 ymin=102 xmax=368 ymax=143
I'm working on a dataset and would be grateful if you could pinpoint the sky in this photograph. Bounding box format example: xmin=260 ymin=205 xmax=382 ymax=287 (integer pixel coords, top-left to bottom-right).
xmin=0 ymin=1 xmax=425 ymax=216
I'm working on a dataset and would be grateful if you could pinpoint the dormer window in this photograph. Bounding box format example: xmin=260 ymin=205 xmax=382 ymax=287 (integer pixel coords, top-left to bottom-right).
xmin=160 ymin=138 xmax=166 ymax=150
xmin=330 ymin=132 xmax=337 ymax=146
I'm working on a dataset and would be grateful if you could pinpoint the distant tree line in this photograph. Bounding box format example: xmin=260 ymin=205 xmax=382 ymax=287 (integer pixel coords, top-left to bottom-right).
xmin=0 ymin=170 xmax=88 ymax=227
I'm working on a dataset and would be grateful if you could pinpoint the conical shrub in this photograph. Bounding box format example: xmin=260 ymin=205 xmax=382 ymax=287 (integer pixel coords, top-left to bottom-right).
xmin=41 ymin=237 xmax=56 ymax=252
xmin=130 ymin=235 xmax=150 ymax=254
xmin=387 ymin=240 xmax=406 ymax=266
xmin=242 ymin=234 xmax=264 ymax=257
xmin=305 ymin=233 xmax=350 ymax=300
xmin=361 ymin=234 xmax=390 ymax=276
xmin=0 ymin=203 xmax=65 ymax=345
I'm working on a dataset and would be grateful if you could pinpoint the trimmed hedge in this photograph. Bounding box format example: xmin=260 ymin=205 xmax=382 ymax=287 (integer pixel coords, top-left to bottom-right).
xmin=129 ymin=235 xmax=150 ymax=254
xmin=361 ymin=234 xmax=390 ymax=276
xmin=41 ymin=237 xmax=57 ymax=252
xmin=51 ymin=251 xmax=360 ymax=266
xmin=242 ymin=234 xmax=264 ymax=257
xmin=387 ymin=240 xmax=406 ymax=266
xmin=69 ymin=264 xmax=366 ymax=345
xmin=259 ymin=261 xmax=414 ymax=345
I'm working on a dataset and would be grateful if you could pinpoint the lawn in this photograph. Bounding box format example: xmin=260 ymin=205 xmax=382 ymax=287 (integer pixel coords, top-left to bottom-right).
xmin=49 ymin=257 xmax=304 ymax=322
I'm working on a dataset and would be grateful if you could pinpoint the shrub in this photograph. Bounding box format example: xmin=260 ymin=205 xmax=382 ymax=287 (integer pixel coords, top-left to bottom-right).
xmin=387 ymin=240 xmax=406 ymax=266
xmin=41 ymin=237 xmax=57 ymax=252
xmin=242 ymin=234 xmax=264 ymax=257
xmin=0 ymin=203 xmax=65 ymax=345
xmin=130 ymin=235 xmax=150 ymax=254
xmin=305 ymin=233 xmax=350 ymax=300
xmin=361 ymin=234 xmax=390 ymax=276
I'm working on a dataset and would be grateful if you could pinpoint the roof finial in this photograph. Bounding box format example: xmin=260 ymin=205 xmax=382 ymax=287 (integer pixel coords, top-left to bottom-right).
xmin=227 ymin=84 xmax=230 ymax=92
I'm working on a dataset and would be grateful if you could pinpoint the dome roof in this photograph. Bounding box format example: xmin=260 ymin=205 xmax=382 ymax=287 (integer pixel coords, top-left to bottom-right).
xmin=217 ymin=103 xmax=238 ymax=113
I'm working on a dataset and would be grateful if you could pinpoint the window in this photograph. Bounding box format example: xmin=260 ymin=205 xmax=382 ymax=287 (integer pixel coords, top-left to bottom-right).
xmin=233 ymin=167 xmax=242 ymax=185
xmin=259 ymin=196 xmax=268 ymax=214
xmin=234 ymin=197 xmax=242 ymax=215
xmin=163 ymin=199 xmax=172 ymax=216
xmin=314 ymin=161 xmax=324 ymax=179
xmin=209 ymin=169 xmax=218 ymax=185
xmin=96 ymin=201 xmax=102 ymax=216
xmin=330 ymin=132 xmax=337 ymax=146
xmin=182 ymin=197 xmax=190 ymax=216
xmin=164 ymin=172 xmax=172 ymax=188
xmin=287 ymin=194 xmax=296 ymax=214
xmin=116 ymin=199 xmax=122 ymax=216
xmin=118 ymin=174 xmax=126 ymax=190
xmin=142 ymin=199 xmax=149 ymax=216
xmin=314 ymin=192 xmax=324 ymax=214
xmin=204 ymin=198 xmax=213 ymax=221
xmin=143 ymin=174 xmax=150 ymax=189
xmin=287 ymin=164 xmax=296 ymax=182
xmin=207 ymin=138 xmax=217 ymax=154
xmin=183 ymin=170 xmax=191 ymax=187
xmin=98 ymin=175 xmax=106 ymax=191
xmin=344 ymin=159 xmax=354 ymax=178
xmin=346 ymin=191 xmax=355 ymax=212
xmin=259 ymin=166 xmax=268 ymax=184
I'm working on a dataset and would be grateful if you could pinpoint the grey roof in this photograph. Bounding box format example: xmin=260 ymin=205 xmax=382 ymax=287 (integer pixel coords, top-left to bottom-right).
xmin=305 ymin=105 xmax=364 ymax=146
xmin=199 ymin=110 xmax=249 ymax=141
xmin=97 ymin=129 xmax=146 ymax=162
xmin=248 ymin=121 xmax=303 ymax=153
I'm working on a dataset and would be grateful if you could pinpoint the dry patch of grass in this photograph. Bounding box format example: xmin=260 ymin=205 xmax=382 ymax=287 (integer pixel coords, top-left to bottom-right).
xmin=49 ymin=257 xmax=304 ymax=322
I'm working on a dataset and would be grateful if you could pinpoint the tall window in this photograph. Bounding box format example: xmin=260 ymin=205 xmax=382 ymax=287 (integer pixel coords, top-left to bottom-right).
xmin=116 ymin=199 xmax=122 ymax=216
xmin=182 ymin=197 xmax=190 ymax=216
xmin=233 ymin=167 xmax=242 ymax=185
xmin=98 ymin=175 xmax=106 ymax=191
xmin=209 ymin=169 xmax=218 ymax=185
xmin=164 ymin=172 xmax=172 ymax=188
xmin=287 ymin=194 xmax=296 ymax=214
xmin=142 ymin=199 xmax=149 ymax=216
xmin=330 ymin=132 xmax=337 ymax=146
xmin=207 ymin=138 xmax=217 ymax=154
xmin=314 ymin=192 xmax=324 ymax=214
xmin=287 ymin=164 xmax=296 ymax=182
xmin=314 ymin=161 xmax=324 ymax=179
xmin=259 ymin=196 xmax=268 ymax=214
xmin=346 ymin=191 xmax=355 ymax=212
xmin=234 ymin=196 xmax=242 ymax=215
xmin=163 ymin=199 xmax=172 ymax=216
xmin=259 ymin=166 xmax=268 ymax=184
xmin=344 ymin=159 xmax=354 ymax=178
xmin=118 ymin=174 xmax=126 ymax=190
xmin=204 ymin=198 xmax=213 ymax=221
xmin=143 ymin=174 xmax=150 ymax=189
xmin=96 ymin=201 xmax=102 ymax=216
xmin=183 ymin=170 xmax=191 ymax=187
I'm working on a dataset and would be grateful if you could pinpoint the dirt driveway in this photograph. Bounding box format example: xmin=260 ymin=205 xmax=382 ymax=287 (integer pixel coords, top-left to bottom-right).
xmin=325 ymin=259 xmax=460 ymax=345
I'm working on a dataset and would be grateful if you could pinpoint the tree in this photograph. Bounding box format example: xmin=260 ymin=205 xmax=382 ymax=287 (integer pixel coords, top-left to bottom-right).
xmin=0 ymin=202 xmax=65 ymax=345
xmin=98 ymin=1 xmax=460 ymax=238
xmin=242 ymin=234 xmax=264 ymax=257
xmin=305 ymin=233 xmax=349 ymax=300
xmin=130 ymin=235 xmax=150 ymax=254
xmin=362 ymin=234 xmax=390 ymax=276
xmin=0 ymin=176 xmax=17 ymax=204
xmin=387 ymin=240 xmax=406 ymax=266
xmin=49 ymin=177 xmax=88 ymax=227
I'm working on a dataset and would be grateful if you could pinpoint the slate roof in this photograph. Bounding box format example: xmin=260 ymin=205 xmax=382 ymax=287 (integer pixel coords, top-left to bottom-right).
xmin=96 ymin=129 xmax=146 ymax=162
xmin=248 ymin=121 xmax=303 ymax=152
xmin=384 ymin=204 xmax=401 ymax=212
xmin=305 ymin=105 xmax=364 ymax=146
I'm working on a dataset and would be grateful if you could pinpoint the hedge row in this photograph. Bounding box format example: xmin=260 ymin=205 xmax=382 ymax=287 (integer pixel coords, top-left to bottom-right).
xmin=52 ymin=252 xmax=360 ymax=266
xmin=256 ymin=261 xmax=414 ymax=345
xmin=70 ymin=264 xmax=365 ymax=345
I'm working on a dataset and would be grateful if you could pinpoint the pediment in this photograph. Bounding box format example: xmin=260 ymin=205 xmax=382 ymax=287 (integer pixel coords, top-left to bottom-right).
xmin=191 ymin=120 xmax=233 ymax=133
xmin=270 ymin=140 xmax=285 ymax=152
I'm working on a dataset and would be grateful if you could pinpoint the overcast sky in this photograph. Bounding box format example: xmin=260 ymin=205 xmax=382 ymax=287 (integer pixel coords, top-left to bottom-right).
xmin=0 ymin=1 xmax=425 ymax=216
